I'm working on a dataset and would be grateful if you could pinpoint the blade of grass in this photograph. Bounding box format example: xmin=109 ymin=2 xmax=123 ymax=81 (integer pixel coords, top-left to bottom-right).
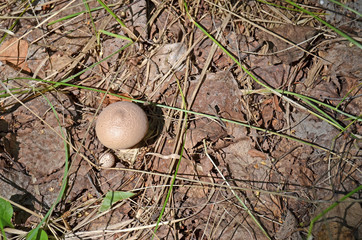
xmin=98 ymin=29 xmax=133 ymax=41
xmin=153 ymin=77 xmax=189 ymax=238
xmin=298 ymin=97 xmax=343 ymax=130
xmin=96 ymin=0 xmax=126 ymax=27
xmin=203 ymin=140 xmax=271 ymax=239
xmin=275 ymin=89 xmax=362 ymax=122
xmin=95 ymin=0 xmax=137 ymax=40
xmin=258 ymin=88 xmax=362 ymax=128
xmin=334 ymin=83 xmax=362 ymax=111
xmin=82 ymin=0 xmax=97 ymax=33
xmin=0 ymin=83 xmax=69 ymax=240
xmin=47 ymin=1 xmax=141 ymax=26
xmin=257 ymin=0 xmax=324 ymax=14
xmin=0 ymin=29 xmax=14 ymax=36
xmin=0 ymin=0 xmax=36 ymax=44
xmin=284 ymin=0 xmax=362 ymax=49
xmin=326 ymin=0 xmax=362 ymax=18
xmin=47 ymin=1 xmax=129 ymax=26
xmin=306 ymin=184 xmax=362 ymax=240
xmin=47 ymin=6 xmax=104 ymax=26
xmin=1 ymin=0 xmax=78 ymax=52
xmin=99 ymin=191 xmax=136 ymax=212
xmin=273 ymin=89 xmax=361 ymax=138
xmin=152 ymin=142 xmax=187 ymax=238
xmin=54 ymin=37 xmax=133 ymax=87
xmin=27 ymin=92 xmax=69 ymax=239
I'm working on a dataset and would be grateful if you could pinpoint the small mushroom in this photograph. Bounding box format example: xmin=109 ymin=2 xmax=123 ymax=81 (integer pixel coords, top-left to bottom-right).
xmin=96 ymin=101 xmax=148 ymax=149
xmin=99 ymin=152 xmax=115 ymax=168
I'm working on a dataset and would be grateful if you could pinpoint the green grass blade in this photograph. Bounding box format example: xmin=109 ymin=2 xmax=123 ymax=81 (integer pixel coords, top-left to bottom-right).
xmin=203 ymin=140 xmax=271 ymax=239
xmin=300 ymin=98 xmax=344 ymax=130
xmin=284 ymin=0 xmax=362 ymax=49
xmin=96 ymin=0 xmax=126 ymax=27
xmin=326 ymin=0 xmax=362 ymax=18
xmin=0 ymin=87 xmax=71 ymax=240
xmin=47 ymin=6 xmax=104 ymax=26
xmin=278 ymin=90 xmax=361 ymax=122
xmin=54 ymin=38 xmax=132 ymax=87
xmin=0 ymin=0 xmax=35 ymax=44
xmin=153 ymin=77 xmax=189 ymax=237
xmin=307 ymin=184 xmax=362 ymax=239
xmin=27 ymin=93 xmax=69 ymax=239
xmin=82 ymin=0 xmax=97 ymax=32
xmin=335 ymin=83 xmax=362 ymax=111
xmin=98 ymin=29 xmax=133 ymax=41
xmin=95 ymin=0 xmax=136 ymax=40
xmin=257 ymin=0 xmax=324 ymax=14
xmin=152 ymin=141 xmax=187 ymax=238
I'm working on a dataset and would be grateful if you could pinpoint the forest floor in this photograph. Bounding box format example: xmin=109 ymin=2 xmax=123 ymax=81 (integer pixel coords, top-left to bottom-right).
xmin=0 ymin=0 xmax=361 ymax=239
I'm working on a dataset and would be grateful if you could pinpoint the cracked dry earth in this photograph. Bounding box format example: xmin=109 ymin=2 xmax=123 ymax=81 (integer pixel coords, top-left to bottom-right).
xmin=0 ymin=0 xmax=361 ymax=239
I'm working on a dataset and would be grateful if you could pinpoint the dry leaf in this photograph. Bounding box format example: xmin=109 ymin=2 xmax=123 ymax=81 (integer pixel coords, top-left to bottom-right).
xmin=262 ymin=104 xmax=274 ymax=126
xmin=99 ymin=91 xmax=132 ymax=107
xmin=257 ymin=25 xmax=317 ymax=65
xmin=273 ymin=95 xmax=283 ymax=113
xmin=248 ymin=148 xmax=267 ymax=160
xmin=0 ymin=37 xmax=31 ymax=72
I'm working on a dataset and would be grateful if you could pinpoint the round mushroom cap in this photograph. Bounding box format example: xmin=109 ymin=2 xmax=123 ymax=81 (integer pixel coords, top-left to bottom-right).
xmin=99 ymin=152 xmax=115 ymax=168
xmin=96 ymin=101 xmax=148 ymax=149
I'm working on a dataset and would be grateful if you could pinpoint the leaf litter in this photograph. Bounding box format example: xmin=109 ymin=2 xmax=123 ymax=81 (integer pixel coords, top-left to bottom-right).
xmin=0 ymin=1 xmax=360 ymax=239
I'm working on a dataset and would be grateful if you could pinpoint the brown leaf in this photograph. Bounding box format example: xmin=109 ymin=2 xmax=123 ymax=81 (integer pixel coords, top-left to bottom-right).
xmin=273 ymin=95 xmax=283 ymax=113
xmin=0 ymin=38 xmax=31 ymax=72
xmin=248 ymin=148 xmax=267 ymax=160
xmin=257 ymin=25 xmax=317 ymax=65
xmin=261 ymin=98 xmax=273 ymax=106
xmin=99 ymin=91 xmax=133 ymax=107
xmin=262 ymin=104 xmax=274 ymax=126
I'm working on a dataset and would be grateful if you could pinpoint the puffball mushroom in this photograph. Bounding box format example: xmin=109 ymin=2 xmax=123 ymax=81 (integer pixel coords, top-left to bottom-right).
xmin=99 ymin=152 xmax=115 ymax=168
xmin=96 ymin=101 xmax=148 ymax=149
